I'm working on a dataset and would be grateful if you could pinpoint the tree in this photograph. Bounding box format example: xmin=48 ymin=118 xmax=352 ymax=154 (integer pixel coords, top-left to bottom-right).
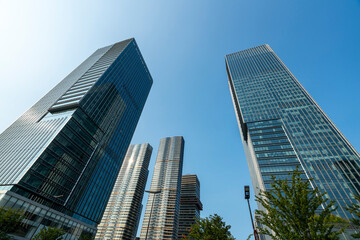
xmin=0 ymin=207 xmax=24 ymax=240
xmin=255 ymin=169 xmax=345 ymax=240
xmin=79 ymin=232 xmax=94 ymax=240
xmin=346 ymin=194 xmax=360 ymax=238
xmin=246 ymin=234 xmax=253 ymax=240
xmin=183 ymin=214 xmax=235 ymax=240
xmin=33 ymin=226 xmax=65 ymax=240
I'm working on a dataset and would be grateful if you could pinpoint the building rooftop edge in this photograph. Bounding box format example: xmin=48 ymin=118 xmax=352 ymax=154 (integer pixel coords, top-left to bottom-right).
xmin=225 ymin=44 xmax=271 ymax=58
xmin=96 ymin=38 xmax=134 ymax=51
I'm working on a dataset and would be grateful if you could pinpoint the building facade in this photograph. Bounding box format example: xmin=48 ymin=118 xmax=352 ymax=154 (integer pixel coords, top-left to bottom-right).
xmin=178 ymin=175 xmax=202 ymax=239
xmin=140 ymin=136 xmax=185 ymax=240
xmin=225 ymin=45 xmax=360 ymax=235
xmin=96 ymin=143 xmax=152 ymax=240
xmin=0 ymin=38 xmax=153 ymax=239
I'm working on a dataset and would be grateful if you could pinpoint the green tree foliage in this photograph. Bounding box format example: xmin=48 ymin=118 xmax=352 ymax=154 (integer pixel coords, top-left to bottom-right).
xmin=0 ymin=232 xmax=11 ymax=240
xmin=33 ymin=226 xmax=65 ymax=240
xmin=183 ymin=214 xmax=235 ymax=240
xmin=255 ymin=169 xmax=345 ymax=240
xmin=78 ymin=232 xmax=95 ymax=240
xmin=346 ymin=195 xmax=360 ymax=238
xmin=0 ymin=207 xmax=24 ymax=240
xmin=246 ymin=233 xmax=253 ymax=240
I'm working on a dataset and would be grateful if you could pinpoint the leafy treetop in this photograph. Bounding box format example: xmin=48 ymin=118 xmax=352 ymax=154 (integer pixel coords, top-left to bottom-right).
xmin=0 ymin=207 xmax=24 ymax=240
xmin=33 ymin=226 xmax=65 ymax=240
xmin=183 ymin=214 xmax=235 ymax=240
xmin=346 ymin=194 xmax=360 ymax=238
xmin=255 ymin=169 xmax=346 ymax=240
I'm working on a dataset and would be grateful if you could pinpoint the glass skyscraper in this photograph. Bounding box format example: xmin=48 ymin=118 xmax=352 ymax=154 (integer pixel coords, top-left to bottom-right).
xmin=96 ymin=143 xmax=152 ymax=240
xmin=225 ymin=44 xmax=360 ymax=222
xmin=0 ymin=38 xmax=153 ymax=239
xmin=178 ymin=174 xmax=202 ymax=239
xmin=140 ymin=136 xmax=185 ymax=240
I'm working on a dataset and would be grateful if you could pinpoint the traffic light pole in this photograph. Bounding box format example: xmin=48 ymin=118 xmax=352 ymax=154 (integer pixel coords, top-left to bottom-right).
xmin=244 ymin=186 xmax=260 ymax=240
xmin=246 ymin=198 xmax=259 ymax=240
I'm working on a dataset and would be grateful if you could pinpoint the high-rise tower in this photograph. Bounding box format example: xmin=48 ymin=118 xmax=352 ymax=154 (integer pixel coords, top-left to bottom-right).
xmin=96 ymin=143 xmax=152 ymax=240
xmin=0 ymin=38 xmax=152 ymax=239
xmin=225 ymin=44 xmax=360 ymax=222
xmin=178 ymin=174 xmax=202 ymax=239
xmin=140 ymin=136 xmax=185 ymax=240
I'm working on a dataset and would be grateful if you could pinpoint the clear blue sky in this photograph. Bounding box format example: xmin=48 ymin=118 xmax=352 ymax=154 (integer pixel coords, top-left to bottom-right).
xmin=0 ymin=1 xmax=359 ymax=239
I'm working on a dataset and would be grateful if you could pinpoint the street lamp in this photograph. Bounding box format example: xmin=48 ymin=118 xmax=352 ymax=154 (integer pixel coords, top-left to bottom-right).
xmin=144 ymin=190 xmax=161 ymax=240
xmin=244 ymin=186 xmax=259 ymax=240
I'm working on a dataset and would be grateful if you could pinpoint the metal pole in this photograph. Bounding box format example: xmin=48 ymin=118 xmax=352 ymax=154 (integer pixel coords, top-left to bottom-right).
xmin=247 ymin=199 xmax=255 ymax=231
xmin=247 ymin=198 xmax=259 ymax=240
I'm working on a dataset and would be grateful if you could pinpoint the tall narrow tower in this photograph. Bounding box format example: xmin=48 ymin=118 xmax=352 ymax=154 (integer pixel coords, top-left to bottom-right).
xmin=0 ymin=38 xmax=152 ymax=239
xmin=178 ymin=174 xmax=202 ymax=239
xmin=96 ymin=143 xmax=153 ymax=240
xmin=140 ymin=136 xmax=185 ymax=240
xmin=225 ymin=45 xmax=360 ymax=221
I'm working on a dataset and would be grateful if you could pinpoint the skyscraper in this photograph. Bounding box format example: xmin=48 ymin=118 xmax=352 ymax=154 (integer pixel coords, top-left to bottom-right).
xmin=0 ymin=38 xmax=153 ymax=239
xmin=178 ymin=175 xmax=202 ymax=239
xmin=96 ymin=143 xmax=152 ymax=240
xmin=225 ymin=44 xmax=360 ymax=221
xmin=140 ymin=136 xmax=185 ymax=240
